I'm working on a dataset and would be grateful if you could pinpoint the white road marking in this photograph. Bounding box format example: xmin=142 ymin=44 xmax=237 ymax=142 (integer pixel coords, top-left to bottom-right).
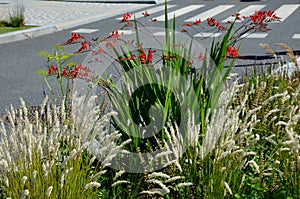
xmin=193 ymin=32 xmax=222 ymax=37
xmin=222 ymin=5 xmax=266 ymax=22
xmin=240 ymin=33 xmax=268 ymax=38
xmin=292 ymin=34 xmax=300 ymax=39
xmin=155 ymin=5 xmax=204 ymax=21
xmin=153 ymin=31 xmax=179 ymax=36
xmin=118 ymin=30 xmax=136 ymax=35
xmin=272 ymin=4 xmax=299 ymax=22
xmin=185 ymin=5 xmax=234 ymax=22
xmin=72 ymin=28 xmax=99 ymax=33
xmin=116 ymin=5 xmax=176 ymax=20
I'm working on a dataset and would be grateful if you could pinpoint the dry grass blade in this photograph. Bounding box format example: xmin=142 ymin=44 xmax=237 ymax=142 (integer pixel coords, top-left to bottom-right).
xmin=260 ymin=43 xmax=276 ymax=59
xmin=277 ymin=43 xmax=298 ymax=68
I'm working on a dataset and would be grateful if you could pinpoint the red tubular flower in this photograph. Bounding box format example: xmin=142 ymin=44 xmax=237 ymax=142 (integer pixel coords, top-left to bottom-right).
xmin=226 ymin=46 xmax=240 ymax=58
xmin=91 ymin=47 xmax=103 ymax=55
xmin=48 ymin=65 xmax=57 ymax=75
xmin=250 ymin=11 xmax=265 ymax=24
xmin=250 ymin=10 xmax=280 ymax=24
xmin=147 ymin=48 xmax=156 ymax=63
xmin=193 ymin=19 xmax=201 ymax=25
xmin=111 ymin=30 xmax=120 ymax=39
xmin=207 ymin=18 xmax=217 ymax=26
xmin=265 ymin=10 xmax=280 ymax=22
xmin=142 ymin=10 xmax=150 ymax=17
xmin=139 ymin=48 xmax=147 ymax=64
xmin=121 ymin=21 xmax=132 ymax=29
xmin=182 ymin=22 xmax=193 ymax=27
xmin=62 ymin=68 xmax=68 ymax=76
xmin=181 ymin=29 xmax=188 ymax=33
xmin=120 ymin=12 xmax=132 ymax=22
xmin=198 ymin=52 xmax=204 ymax=60
xmin=75 ymin=41 xmax=89 ymax=53
xmin=216 ymin=22 xmax=227 ymax=31
xmin=61 ymin=33 xmax=82 ymax=45
xmin=232 ymin=12 xmax=241 ymax=20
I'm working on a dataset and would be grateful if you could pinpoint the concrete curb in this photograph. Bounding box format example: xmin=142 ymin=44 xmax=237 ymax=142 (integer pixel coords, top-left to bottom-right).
xmin=0 ymin=25 xmax=59 ymax=44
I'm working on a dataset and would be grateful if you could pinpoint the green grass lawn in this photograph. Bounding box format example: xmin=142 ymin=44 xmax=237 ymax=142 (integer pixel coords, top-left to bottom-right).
xmin=0 ymin=26 xmax=36 ymax=34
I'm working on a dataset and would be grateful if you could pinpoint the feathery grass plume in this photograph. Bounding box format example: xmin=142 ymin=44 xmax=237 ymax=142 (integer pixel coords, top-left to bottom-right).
xmin=176 ymin=182 xmax=193 ymax=188
xmin=277 ymin=43 xmax=298 ymax=69
xmin=47 ymin=186 xmax=53 ymax=197
xmin=160 ymin=123 xmax=183 ymax=172
xmin=224 ymin=181 xmax=232 ymax=196
xmin=147 ymin=172 xmax=170 ymax=179
xmin=200 ymin=79 xmax=242 ymax=158
xmin=111 ymin=180 xmax=131 ymax=187
xmin=0 ymin=94 xmax=120 ymax=198
xmin=139 ymin=189 xmax=165 ymax=196
xmin=20 ymin=189 xmax=29 ymax=199
xmin=84 ymin=182 xmax=101 ymax=190
xmin=146 ymin=179 xmax=170 ymax=194
xmin=260 ymin=43 xmax=277 ymax=59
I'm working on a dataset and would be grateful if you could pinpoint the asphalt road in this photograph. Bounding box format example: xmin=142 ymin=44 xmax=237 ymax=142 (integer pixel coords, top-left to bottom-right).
xmin=0 ymin=0 xmax=299 ymax=114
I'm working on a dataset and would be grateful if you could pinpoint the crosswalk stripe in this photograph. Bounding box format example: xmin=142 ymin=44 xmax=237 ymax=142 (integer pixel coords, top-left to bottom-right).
xmin=194 ymin=32 xmax=222 ymax=38
xmin=193 ymin=32 xmax=269 ymax=38
xmin=222 ymin=5 xmax=266 ymax=22
xmin=72 ymin=28 xmax=99 ymax=33
xmin=116 ymin=5 xmax=176 ymax=20
xmin=272 ymin=4 xmax=299 ymax=22
xmin=118 ymin=30 xmax=136 ymax=35
xmin=292 ymin=34 xmax=300 ymax=39
xmin=240 ymin=33 xmax=268 ymax=38
xmin=185 ymin=5 xmax=234 ymax=22
xmin=155 ymin=5 xmax=204 ymax=21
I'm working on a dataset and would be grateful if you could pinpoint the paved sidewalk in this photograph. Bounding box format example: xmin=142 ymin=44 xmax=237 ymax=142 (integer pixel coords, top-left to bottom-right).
xmin=0 ymin=0 xmax=155 ymax=44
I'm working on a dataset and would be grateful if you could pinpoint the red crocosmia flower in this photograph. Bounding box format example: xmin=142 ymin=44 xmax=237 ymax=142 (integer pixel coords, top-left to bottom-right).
xmin=207 ymin=18 xmax=217 ymax=26
xmin=119 ymin=55 xmax=137 ymax=61
xmin=111 ymin=30 xmax=120 ymax=38
xmin=139 ymin=48 xmax=147 ymax=64
xmin=62 ymin=33 xmax=82 ymax=45
xmin=198 ymin=52 xmax=204 ymax=60
xmin=265 ymin=10 xmax=278 ymax=19
xmin=62 ymin=68 xmax=68 ymax=76
xmin=75 ymin=41 xmax=89 ymax=53
xmin=181 ymin=29 xmax=188 ymax=33
xmin=120 ymin=12 xmax=132 ymax=22
xmin=182 ymin=22 xmax=194 ymax=27
xmin=121 ymin=21 xmax=132 ymax=29
xmin=147 ymin=48 xmax=156 ymax=63
xmin=232 ymin=12 xmax=241 ymax=20
xmin=265 ymin=10 xmax=280 ymax=22
xmin=98 ymin=47 xmax=103 ymax=54
xmin=48 ymin=65 xmax=57 ymax=75
xmin=250 ymin=11 xmax=262 ymax=24
xmin=193 ymin=19 xmax=201 ymax=25
xmin=216 ymin=22 xmax=227 ymax=31
xmin=250 ymin=10 xmax=274 ymax=24
xmin=142 ymin=10 xmax=150 ymax=17
xmin=91 ymin=47 xmax=103 ymax=55
xmin=226 ymin=46 xmax=240 ymax=58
